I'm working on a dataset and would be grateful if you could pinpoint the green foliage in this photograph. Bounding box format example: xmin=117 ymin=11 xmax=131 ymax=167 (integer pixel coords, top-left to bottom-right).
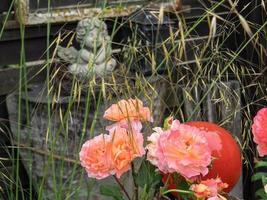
xmin=252 ymin=172 xmax=267 ymax=181
xmin=255 ymin=187 xmax=267 ymax=200
xmin=255 ymin=161 xmax=267 ymax=169
xmin=135 ymin=159 xmax=162 ymax=189
xmin=100 ymin=185 xmax=124 ymax=200
xmin=252 ymin=161 xmax=267 ymax=199
xmin=160 ymin=173 xmax=194 ymax=200
xmin=134 ymin=159 xmax=162 ymax=199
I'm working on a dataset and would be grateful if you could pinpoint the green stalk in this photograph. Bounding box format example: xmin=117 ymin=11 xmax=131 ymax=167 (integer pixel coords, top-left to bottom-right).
xmin=16 ymin=17 xmax=25 ymax=200
xmin=67 ymin=86 xmax=92 ymax=199
xmin=0 ymin=0 xmax=15 ymax=39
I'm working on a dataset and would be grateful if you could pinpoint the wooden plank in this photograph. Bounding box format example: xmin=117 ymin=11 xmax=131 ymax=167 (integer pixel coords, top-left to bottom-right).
xmin=15 ymin=0 xmax=176 ymax=25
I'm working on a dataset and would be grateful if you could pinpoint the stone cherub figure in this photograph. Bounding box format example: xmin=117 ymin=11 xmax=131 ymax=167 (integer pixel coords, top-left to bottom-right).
xmin=57 ymin=17 xmax=116 ymax=79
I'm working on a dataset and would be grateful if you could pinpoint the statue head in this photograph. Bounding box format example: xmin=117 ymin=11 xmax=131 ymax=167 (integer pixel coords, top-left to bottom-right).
xmin=76 ymin=17 xmax=110 ymax=49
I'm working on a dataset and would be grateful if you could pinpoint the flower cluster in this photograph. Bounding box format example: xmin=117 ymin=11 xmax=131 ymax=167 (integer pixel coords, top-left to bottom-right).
xmin=80 ymin=99 xmax=230 ymax=200
xmin=80 ymin=98 xmax=152 ymax=179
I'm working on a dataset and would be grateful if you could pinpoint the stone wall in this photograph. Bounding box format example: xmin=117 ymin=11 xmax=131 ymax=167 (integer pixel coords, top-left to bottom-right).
xmin=6 ymin=77 xmax=167 ymax=199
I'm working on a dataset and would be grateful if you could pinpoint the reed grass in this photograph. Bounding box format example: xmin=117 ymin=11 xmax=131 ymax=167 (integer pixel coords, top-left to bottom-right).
xmin=0 ymin=0 xmax=267 ymax=199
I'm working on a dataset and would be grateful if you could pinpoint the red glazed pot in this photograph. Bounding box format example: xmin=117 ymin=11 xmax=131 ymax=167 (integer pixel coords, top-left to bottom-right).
xmin=186 ymin=121 xmax=242 ymax=192
xmin=162 ymin=121 xmax=242 ymax=197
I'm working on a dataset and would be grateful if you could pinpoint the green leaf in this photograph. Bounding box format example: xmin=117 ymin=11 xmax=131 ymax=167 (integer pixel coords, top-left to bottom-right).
xmin=134 ymin=159 xmax=162 ymax=190
xmin=161 ymin=189 xmax=192 ymax=196
xmin=255 ymin=188 xmax=267 ymax=199
xmin=252 ymin=172 xmax=267 ymax=200
xmin=140 ymin=184 xmax=149 ymax=200
xmin=252 ymin=172 xmax=267 ymax=181
xmin=255 ymin=161 xmax=267 ymax=169
xmin=262 ymin=176 xmax=267 ymax=184
xmin=100 ymin=185 xmax=124 ymax=200
xmin=161 ymin=175 xmax=193 ymax=200
xmin=171 ymin=173 xmax=190 ymax=190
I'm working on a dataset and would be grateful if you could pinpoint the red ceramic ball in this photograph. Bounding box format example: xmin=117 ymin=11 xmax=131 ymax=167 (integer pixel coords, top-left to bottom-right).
xmin=162 ymin=121 xmax=242 ymax=197
xmin=185 ymin=121 xmax=242 ymax=192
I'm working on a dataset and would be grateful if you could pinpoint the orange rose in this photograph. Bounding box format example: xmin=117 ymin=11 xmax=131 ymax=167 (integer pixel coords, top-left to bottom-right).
xmin=109 ymin=124 xmax=145 ymax=178
xmin=103 ymin=98 xmax=153 ymax=122
xmin=191 ymin=178 xmax=228 ymax=199
xmin=79 ymin=134 xmax=114 ymax=179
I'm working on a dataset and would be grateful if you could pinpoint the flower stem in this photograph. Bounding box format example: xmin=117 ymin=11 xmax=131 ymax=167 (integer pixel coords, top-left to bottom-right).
xmin=131 ymin=163 xmax=138 ymax=200
xmin=161 ymin=189 xmax=193 ymax=195
xmin=113 ymin=175 xmax=131 ymax=200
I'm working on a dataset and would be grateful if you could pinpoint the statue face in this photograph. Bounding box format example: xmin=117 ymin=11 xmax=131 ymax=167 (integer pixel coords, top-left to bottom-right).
xmin=76 ymin=18 xmax=109 ymax=49
xmin=83 ymin=28 xmax=104 ymax=49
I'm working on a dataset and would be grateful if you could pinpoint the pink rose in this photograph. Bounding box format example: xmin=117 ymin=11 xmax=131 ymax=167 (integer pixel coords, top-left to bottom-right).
xmin=149 ymin=120 xmax=212 ymax=179
xmin=79 ymin=134 xmax=114 ymax=179
xmin=201 ymin=130 xmax=222 ymax=153
xmin=252 ymin=108 xmax=267 ymax=157
xmin=103 ymin=98 xmax=153 ymax=122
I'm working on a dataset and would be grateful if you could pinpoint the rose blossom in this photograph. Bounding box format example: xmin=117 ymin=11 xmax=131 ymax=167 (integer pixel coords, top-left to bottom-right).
xmin=103 ymin=98 xmax=153 ymax=122
xmin=146 ymin=117 xmax=176 ymax=167
xmin=79 ymin=134 xmax=114 ymax=179
xmin=201 ymin=130 xmax=222 ymax=153
xmin=147 ymin=120 xmax=212 ymax=179
xmin=191 ymin=183 xmax=214 ymax=198
xmin=191 ymin=178 xmax=228 ymax=200
xmin=108 ymin=124 xmax=145 ymax=178
xmin=146 ymin=127 xmax=163 ymax=166
xmin=207 ymin=197 xmax=225 ymax=200
xmin=80 ymin=123 xmax=145 ymax=179
xmin=106 ymin=120 xmax=142 ymax=134
xmin=252 ymin=108 xmax=267 ymax=157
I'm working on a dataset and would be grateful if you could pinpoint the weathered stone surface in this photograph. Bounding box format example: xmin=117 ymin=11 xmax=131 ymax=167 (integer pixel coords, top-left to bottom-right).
xmin=6 ymin=76 xmax=167 ymax=199
xmin=7 ymin=86 xmax=111 ymax=199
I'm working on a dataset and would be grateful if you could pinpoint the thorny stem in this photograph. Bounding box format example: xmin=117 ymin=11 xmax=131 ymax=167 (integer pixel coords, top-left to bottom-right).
xmin=113 ymin=175 xmax=131 ymax=200
xmin=131 ymin=163 xmax=138 ymax=200
xmin=156 ymin=191 xmax=161 ymax=200
xmin=157 ymin=174 xmax=171 ymax=200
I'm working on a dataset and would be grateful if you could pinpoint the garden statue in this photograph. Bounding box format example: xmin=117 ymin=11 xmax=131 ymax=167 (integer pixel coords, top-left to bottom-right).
xmin=57 ymin=17 xmax=116 ymax=79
